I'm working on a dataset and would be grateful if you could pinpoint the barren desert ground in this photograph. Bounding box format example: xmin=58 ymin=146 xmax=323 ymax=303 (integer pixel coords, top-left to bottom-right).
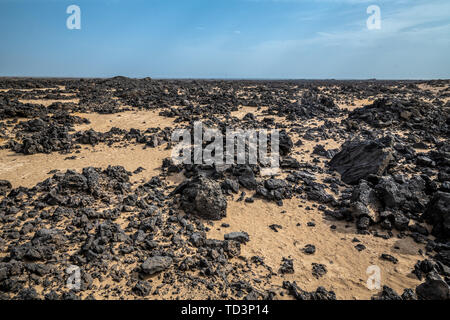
xmin=0 ymin=77 xmax=449 ymax=300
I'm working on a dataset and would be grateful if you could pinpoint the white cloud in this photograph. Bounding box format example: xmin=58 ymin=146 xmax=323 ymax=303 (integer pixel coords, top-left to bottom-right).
xmin=175 ymin=0 xmax=450 ymax=78
xmin=311 ymin=0 xmax=450 ymax=45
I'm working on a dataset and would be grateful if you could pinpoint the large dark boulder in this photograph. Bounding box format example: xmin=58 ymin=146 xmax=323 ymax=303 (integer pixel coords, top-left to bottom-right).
xmin=141 ymin=256 xmax=173 ymax=275
xmin=424 ymin=192 xmax=450 ymax=240
xmin=171 ymin=175 xmax=227 ymax=220
xmin=416 ymin=273 xmax=450 ymax=300
xmin=375 ymin=176 xmax=405 ymax=208
xmin=329 ymin=139 xmax=393 ymax=185
xmin=234 ymin=165 xmax=258 ymax=190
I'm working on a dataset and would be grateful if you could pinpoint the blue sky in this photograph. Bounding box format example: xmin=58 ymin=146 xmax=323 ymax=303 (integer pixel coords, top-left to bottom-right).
xmin=0 ymin=0 xmax=449 ymax=79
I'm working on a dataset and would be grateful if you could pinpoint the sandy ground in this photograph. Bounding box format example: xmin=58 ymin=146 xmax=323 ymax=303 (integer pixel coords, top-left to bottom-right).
xmin=207 ymin=197 xmax=424 ymax=300
xmin=0 ymin=144 xmax=171 ymax=188
xmin=0 ymin=84 xmax=439 ymax=300
xmin=0 ymin=109 xmax=177 ymax=188
xmin=19 ymin=99 xmax=80 ymax=106
xmin=74 ymin=110 xmax=175 ymax=132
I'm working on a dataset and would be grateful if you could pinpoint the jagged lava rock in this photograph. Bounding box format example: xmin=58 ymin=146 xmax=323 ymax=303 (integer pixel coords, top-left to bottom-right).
xmin=329 ymin=139 xmax=393 ymax=185
xmin=0 ymin=180 xmax=12 ymax=196
xmin=171 ymin=175 xmax=227 ymax=220
xmin=141 ymin=256 xmax=173 ymax=275
xmin=416 ymin=273 xmax=450 ymax=300
xmin=424 ymin=192 xmax=450 ymax=240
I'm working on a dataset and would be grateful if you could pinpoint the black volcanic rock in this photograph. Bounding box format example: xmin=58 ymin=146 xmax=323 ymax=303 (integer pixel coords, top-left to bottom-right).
xmin=221 ymin=178 xmax=239 ymax=194
xmin=224 ymin=232 xmax=249 ymax=243
xmin=349 ymin=98 xmax=450 ymax=136
xmin=329 ymin=139 xmax=393 ymax=185
xmin=372 ymin=286 xmax=402 ymax=300
xmin=424 ymin=192 xmax=450 ymax=240
xmin=171 ymin=175 xmax=227 ymax=220
xmin=380 ymin=253 xmax=398 ymax=264
xmin=11 ymin=124 xmax=73 ymax=155
xmin=416 ymin=273 xmax=450 ymax=300
xmin=0 ymin=180 xmax=12 ymax=196
xmin=279 ymin=257 xmax=294 ymax=274
xmin=141 ymin=256 xmax=173 ymax=275
xmin=278 ymin=130 xmax=293 ymax=156
xmin=274 ymin=90 xmax=340 ymax=121
xmin=1 ymin=78 xmax=450 ymax=300
xmin=283 ymin=281 xmax=336 ymax=300
xmin=256 ymin=178 xmax=293 ymax=203
xmin=233 ymin=165 xmax=258 ymax=190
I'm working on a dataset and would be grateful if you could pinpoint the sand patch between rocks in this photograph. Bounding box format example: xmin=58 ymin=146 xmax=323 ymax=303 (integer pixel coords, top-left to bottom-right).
xmin=0 ymin=144 xmax=171 ymax=188
xmin=207 ymin=197 xmax=425 ymax=300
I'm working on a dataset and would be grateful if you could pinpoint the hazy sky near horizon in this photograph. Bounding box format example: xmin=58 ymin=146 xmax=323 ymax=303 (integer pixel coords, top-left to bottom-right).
xmin=0 ymin=0 xmax=449 ymax=79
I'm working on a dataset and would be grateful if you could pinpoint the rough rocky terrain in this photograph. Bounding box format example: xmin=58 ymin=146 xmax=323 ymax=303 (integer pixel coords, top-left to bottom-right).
xmin=0 ymin=77 xmax=449 ymax=300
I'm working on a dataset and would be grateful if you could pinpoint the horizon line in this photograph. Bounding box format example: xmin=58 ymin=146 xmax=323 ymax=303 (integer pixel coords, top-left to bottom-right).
xmin=1 ymin=76 xmax=449 ymax=81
